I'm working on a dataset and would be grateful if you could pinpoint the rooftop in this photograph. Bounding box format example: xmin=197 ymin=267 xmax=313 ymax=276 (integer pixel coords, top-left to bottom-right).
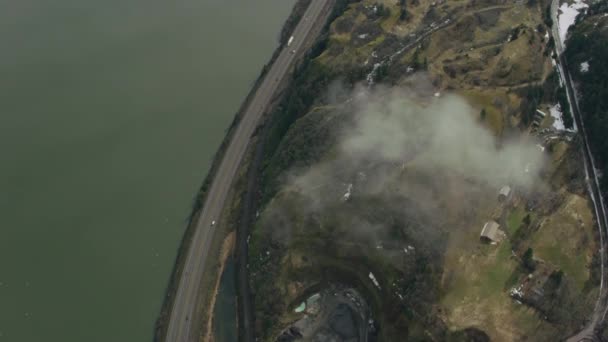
xmin=480 ymin=221 xmax=504 ymax=243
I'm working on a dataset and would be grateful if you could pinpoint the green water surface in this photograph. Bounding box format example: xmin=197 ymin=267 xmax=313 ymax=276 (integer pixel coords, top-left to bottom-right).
xmin=0 ymin=0 xmax=294 ymax=340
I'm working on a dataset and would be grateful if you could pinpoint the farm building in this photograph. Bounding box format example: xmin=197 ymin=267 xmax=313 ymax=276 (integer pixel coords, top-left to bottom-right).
xmin=532 ymin=109 xmax=547 ymax=129
xmin=498 ymin=186 xmax=512 ymax=202
xmin=480 ymin=221 xmax=505 ymax=243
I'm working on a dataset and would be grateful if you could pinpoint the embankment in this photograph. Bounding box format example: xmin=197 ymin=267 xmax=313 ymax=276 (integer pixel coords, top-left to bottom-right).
xmin=234 ymin=1 xmax=357 ymax=341
xmin=152 ymin=1 xmax=316 ymax=340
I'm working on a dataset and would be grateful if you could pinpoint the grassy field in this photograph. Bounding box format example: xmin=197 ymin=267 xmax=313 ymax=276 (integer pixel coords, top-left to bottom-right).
xmin=424 ymin=0 xmax=550 ymax=90
xmin=507 ymin=206 xmax=526 ymax=235
xmin=530 ymin=193 xmax=595 ymax=291
xmin=440 ymin=212 xmax=554 ymax=340
xmin=439 ymin=186 xmax=597 ymax=340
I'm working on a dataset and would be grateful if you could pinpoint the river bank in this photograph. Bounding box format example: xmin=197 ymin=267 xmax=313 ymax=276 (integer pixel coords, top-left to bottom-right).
xmin=203 ymin=232 xmax=235 ymax=342
xmin=153 ymin=1 xmax=307 ymax=340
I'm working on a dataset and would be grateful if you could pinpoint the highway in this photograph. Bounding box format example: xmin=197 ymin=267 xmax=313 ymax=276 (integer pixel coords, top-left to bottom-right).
xmin=163 ymin=0 xmax=330 ymax=341
xmin=550 ymin=1 xmax=608 ymax=340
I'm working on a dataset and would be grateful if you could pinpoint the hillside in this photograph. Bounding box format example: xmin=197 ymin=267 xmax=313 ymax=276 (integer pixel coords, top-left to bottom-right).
xmin=246 ymin=0 xmax=601 ymax=340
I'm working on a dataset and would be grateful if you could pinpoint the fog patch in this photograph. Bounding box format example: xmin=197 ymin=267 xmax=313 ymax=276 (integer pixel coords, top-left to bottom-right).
xmin=259 ymin=82 xmax=546 ymax=248
xmin=340 ymin=89 xmax=544 ymax=190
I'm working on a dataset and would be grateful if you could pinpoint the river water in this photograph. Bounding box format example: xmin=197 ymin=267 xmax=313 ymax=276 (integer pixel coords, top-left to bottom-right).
xmin=0 ymin=0 xmax=294 ymax=341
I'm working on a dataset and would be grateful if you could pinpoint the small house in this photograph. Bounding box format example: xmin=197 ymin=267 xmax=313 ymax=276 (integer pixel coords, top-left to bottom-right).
xmin=498 ymin=186 xmax=512 ymax=202
xmin=480 ymin=221 xmax=505 ymax=243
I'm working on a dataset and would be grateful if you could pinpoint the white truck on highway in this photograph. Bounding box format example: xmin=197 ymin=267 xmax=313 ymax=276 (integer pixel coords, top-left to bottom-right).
xmin=287 ymin=36 xmax=294 ymax=47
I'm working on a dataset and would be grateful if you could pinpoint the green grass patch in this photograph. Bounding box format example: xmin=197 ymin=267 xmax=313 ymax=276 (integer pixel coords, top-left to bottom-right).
xmin=507 ymin=207 xmax=526 ymax=235
xmin=535 ymin=245 xmax=588 ymax=292
xmin=481 ymin=240 xmax=515 ymax=296
xmin=442 ymin=241 xmax=517 ymax=308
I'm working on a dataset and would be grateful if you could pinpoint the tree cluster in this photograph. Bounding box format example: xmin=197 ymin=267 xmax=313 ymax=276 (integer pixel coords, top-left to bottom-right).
xmin=565 ymin=16 xmax=608 ymax=194
xmin=399 ymin=0 xmax=409 ymax=21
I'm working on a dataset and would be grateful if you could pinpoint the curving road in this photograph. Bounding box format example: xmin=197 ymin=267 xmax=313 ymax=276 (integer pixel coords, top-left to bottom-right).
xmin=550 ymin=0 xmax=608 ymax=340
xmin=163 ymin=0 xmax=330 ymax=341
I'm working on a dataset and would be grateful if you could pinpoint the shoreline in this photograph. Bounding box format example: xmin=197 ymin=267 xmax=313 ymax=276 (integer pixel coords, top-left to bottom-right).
xmin=152 ymin=1 xmax=313 ymax=340
xmin=203 ymin=232 xmax=236 ymax=342
xmin=235 ymin=1 xmax=339 ymax=340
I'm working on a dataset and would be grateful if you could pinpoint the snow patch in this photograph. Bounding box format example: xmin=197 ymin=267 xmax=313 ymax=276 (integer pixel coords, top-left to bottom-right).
xmin=549 ymin=104 xmax=575 ymax=132
xmin=369 ymin=272 xmax=381 ymax=289
xmin=550 ymin=104 xmax=566 ymax=130
xmin=580 ymin=61 xmax=590 ymax=72
xmin=558 ymin=0 xmax=588 ymax=47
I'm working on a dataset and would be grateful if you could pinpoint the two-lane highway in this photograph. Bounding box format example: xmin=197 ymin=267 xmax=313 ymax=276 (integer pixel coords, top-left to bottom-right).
xmin=164 ymin=1 xmax=330 ymax=341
